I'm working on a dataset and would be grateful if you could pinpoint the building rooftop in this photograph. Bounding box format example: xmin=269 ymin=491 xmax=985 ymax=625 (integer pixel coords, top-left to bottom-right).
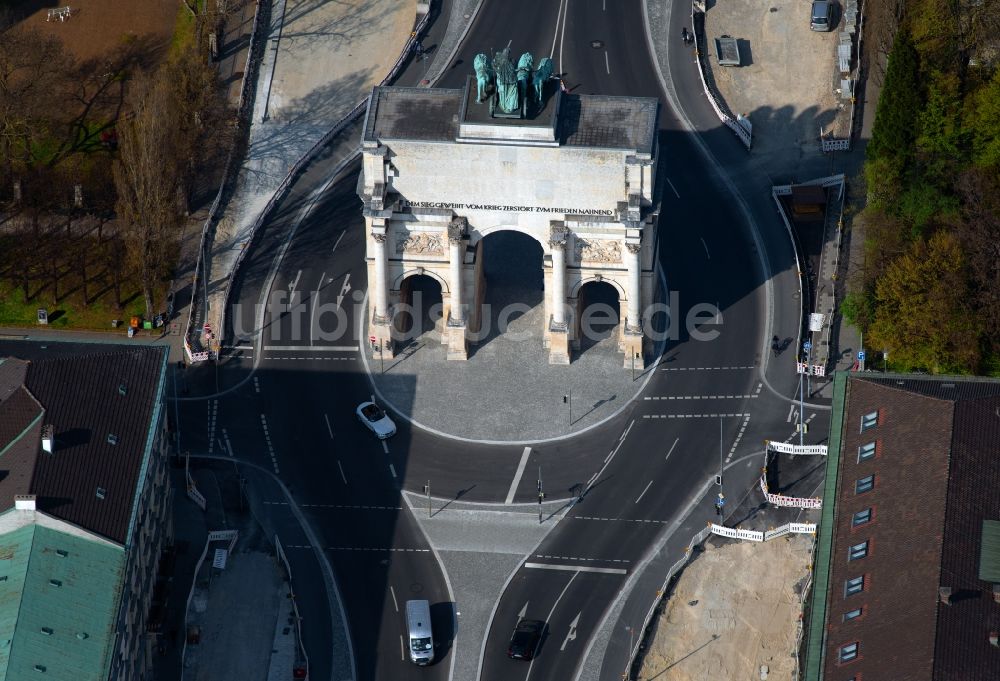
xmin=0 ymin=342 xmax=168 ymax=546
xmin=362 ymin=81 xmax=658 ymax=155
xmin=805 ymin=372 xmax=1000 ymax=681
xmin=0 ymin=521 xmax=123 ymax=680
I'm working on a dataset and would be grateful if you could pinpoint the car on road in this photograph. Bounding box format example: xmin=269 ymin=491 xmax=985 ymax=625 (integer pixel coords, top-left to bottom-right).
xmin=507 ymin=619 xmax=545 ymax=661
xmin=356 ymin=401 xmax=396 ymax=439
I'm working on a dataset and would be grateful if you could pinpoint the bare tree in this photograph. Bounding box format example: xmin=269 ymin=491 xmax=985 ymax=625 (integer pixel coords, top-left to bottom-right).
xmin=113 ymin=71 xmax=184 ymax=319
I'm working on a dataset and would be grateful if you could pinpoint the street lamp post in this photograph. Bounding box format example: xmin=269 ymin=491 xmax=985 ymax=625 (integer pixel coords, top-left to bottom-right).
xmin=537 ymin=467 xmax=544 ymax=524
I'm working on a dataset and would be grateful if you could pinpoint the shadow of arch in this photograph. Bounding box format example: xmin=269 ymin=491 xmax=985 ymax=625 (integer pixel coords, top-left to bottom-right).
xmin=575 ymin=280 xmax=621 ymax=356
xmin=396 ymin=274 xmax=444 ymax=348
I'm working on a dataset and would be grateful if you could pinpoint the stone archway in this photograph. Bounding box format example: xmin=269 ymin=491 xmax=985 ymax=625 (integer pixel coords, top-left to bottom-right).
xmin=574 ymin=279 xmax=622 ymax=355
xmin=475 ymin=229 xmax=545 ymax=349
xmin=395 ymin=273 xmax=445 ymax=347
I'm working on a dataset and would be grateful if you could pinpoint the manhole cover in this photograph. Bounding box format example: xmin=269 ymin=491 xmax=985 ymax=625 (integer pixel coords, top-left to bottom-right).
xmin=410 ymin=583 xmax=425 ymax=594
xmin=591 ymin=40 xmax=604 ymax=49
xmin=770 ymin=6 xmax=779 ymax=11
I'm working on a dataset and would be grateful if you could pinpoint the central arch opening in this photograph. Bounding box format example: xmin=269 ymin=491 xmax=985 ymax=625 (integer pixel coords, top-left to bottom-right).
xmin=576 ymin=280 xmax=621 ymax=356
xmin=398 ymin=274 xmax=443 ymax=347
xmin=477 ymin=230 xmax=544 ymax=348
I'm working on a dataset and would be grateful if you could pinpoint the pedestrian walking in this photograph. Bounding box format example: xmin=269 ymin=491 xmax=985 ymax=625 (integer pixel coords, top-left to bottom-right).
xmin=681 ymin=27 xmax=690 ymax=44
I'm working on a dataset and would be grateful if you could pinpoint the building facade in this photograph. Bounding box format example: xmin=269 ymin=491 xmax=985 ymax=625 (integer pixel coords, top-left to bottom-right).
xmin=358 ymin=76 xmax=660 ymax=366
xmin=0 ymin=344 xmax=172 ymax=681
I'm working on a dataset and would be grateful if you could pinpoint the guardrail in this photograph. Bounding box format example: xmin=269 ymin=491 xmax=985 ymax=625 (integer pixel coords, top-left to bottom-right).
xmin=184 ymin=0 xmax=272 ymax=363
xmin=691 ymin=2 xmax=751 ymax=150
xmin=215 ymin=2 xmax=437 ymax=349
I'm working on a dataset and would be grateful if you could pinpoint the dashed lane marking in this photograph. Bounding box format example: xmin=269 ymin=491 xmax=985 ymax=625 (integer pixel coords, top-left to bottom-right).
xmin=570 ymin=516 xmax=668 ymax=524
xmin=524 ymin=562 xmax=627 ymax=575
xmin=207 ymin=400 xmax=218 ymax=454
xmin=264 ymin=501 xmax=403 ymax=510
xmin=263 ymin=345 xmax=359 ymax=352
xmin=265 ymin=357 xmax=353 ymax=361
xmin=643 ymin=413 xmax=749 ymax=419
xmin=661 ymin=365 xmax=755 ymax=371
xmin=282 ymin=545 xmax=431 ymax=552
xmin=259 ymin=414 xmax=280 ymax=475
xmin=726 ymin=414 xmax=751 ymax=464
xmin=534 ymin=555 xmax=630 ymax=564
xmin=644 ymin=394 xmax=759 ymax=400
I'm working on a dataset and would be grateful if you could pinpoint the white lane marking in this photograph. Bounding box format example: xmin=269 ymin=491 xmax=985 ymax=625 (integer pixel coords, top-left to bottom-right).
xmin=666 ymin=177 xmax=680 ymax=198
xmin=526 ymin=571 xmax=580 ymax=677
xmin=644 ymin=394 xmax=758 ymax=400
xmin=325 ymin=547 xmax=430 ymax=552
xmin=233 ymin=345 xmax=254 ymax=350
xmin=787 ymin=404 xmax=796 ymax=423
xmin=561 ymin=612 xmax=581 ymax=651
xmin=289 ymin=269 xmax=302 ymax=292
xmin=309 ymin=270 xmax=326 ymax=336
xmin=259 ymin=414 xmax=280 ymax=474
xmin=390 ymin=585 xmax=399 ymax=612
xmin=324 ymin=414 xmax=334 ymax=439
xmin=635 ymin=480 xmax=653 ymax=504
xmin=524 ymin=562 xmax=627 ymax=575
xmin=389 ymin=463 xmax=397 ymax=478
xmin=263 ymin=345 xmax=359 ymax=352
xmin=337 ymin=460 xmax=348 ymax=485
xmin=726 ymin=414 xmax=751 ymax=464
xmin=222 ymin=428 xmax=234 ymax=458
xmin=253 ymin=376 xmax=260 ymax=393
xmin=382 ymin=440 xmax=390 ymax=454
xmin=505 ymin=447 xmax=533 ymax=505
xmin=549 ymin=0 xmax=566 ymax=58
xmin=535 ymin=555 xmax=630 ymax=564
xmin=642 ymin=413 xmax=749 ymax=419
xmin=604 ymin=51 xmax=610 ymax=74
xmin=700 ymin=237 xmax=711 ymax=259
xmin=336 ymin=273 xmax=352 ymax=308
xmin=588 ymin=420 xmax=634 ymax=488
xmin=661 ymin=365 xmax=755 ymax=371
xmin=518 ymin=602 xmax=529 ymax=620
xmin=266 ymin=502 xmax=404 ymax=510
xmin=331 ymin=231 xmax=345 ymax=253
xmin=665 ymin=438 xmax=679 ymax=462
xmin=400 ymin=635 xmax=405 ymax=661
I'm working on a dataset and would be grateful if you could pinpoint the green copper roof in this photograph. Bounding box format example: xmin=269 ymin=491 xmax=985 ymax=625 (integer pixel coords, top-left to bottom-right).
xmin=980 ymin=520 xmax=1000 ymax=583
xmin=0 ymin=521 xmax=124 ymax=680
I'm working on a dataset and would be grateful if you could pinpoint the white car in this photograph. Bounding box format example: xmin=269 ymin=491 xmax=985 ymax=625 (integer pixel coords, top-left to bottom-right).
xmin=356 ymin=402 xmax=396 ymax=439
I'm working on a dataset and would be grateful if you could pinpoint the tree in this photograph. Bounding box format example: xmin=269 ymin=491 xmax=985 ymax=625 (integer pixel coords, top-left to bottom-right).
xmin=113 ymin=71 xmax=183 ymax=319
xmin=955 ymin=167 xmax=1000 ymax=343
xmin=868 ymin=28 xmax=921 ymax=162
xmin=915 ymin=70 xmax=967 ymax=187
xmin=967 ymin=66 xmax=1000 ymax=168
xmin=868 ymin=230 xmax=980 ymax=373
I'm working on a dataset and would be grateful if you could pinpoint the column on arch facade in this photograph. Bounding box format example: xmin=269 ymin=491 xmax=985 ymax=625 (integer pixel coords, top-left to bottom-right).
xmin=547 ymin=222 xmax=570 ymax=365
xmin=445 ymin=217 xmax=468 ymax=360
xmin=370 ymin=221 xmax=394 ymax=359
xmin=622 ymin=240 xmax=644 ymax=370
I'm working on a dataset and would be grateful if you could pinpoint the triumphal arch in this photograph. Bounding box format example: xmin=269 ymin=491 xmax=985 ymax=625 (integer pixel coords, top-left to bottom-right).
xmin=358 ymin=47 xmax=659 ymax=367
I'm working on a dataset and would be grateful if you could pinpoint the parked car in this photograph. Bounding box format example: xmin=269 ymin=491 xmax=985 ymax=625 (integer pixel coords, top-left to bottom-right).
xmin=356 ymin=401 xmax=396 ymax=439
xmin=810 ymin=1 xmax=835 ymax=31
xmin=507 ymin=619 xmax=545 ymax=661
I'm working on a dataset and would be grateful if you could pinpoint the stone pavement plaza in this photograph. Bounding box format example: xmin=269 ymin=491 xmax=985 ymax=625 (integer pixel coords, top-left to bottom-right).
xmin=367 ymin=233 xmax=660 ymax=442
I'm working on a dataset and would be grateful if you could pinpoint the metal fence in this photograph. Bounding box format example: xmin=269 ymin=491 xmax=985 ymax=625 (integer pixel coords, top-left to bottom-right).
xmin=691 ymin=2 xmax=752 ymax=150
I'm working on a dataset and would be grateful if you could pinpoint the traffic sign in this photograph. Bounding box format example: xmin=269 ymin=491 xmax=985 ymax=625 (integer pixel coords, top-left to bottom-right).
xmin=857 ymin=350 xmax=866 ymax=361
xmin=803 ymin=341 xmax=812 ymax=351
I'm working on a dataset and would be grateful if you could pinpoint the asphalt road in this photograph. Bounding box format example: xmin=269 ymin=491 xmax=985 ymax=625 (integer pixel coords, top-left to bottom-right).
xmin=175 ymin=0 xmax=835 ymax=680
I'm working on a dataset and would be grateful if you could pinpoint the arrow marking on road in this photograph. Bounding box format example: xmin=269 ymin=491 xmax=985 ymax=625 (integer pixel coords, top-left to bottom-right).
xmin=336 ymin=273 xmax=352 ymax=308
xmin=787 ymin=404 xmax=796 ymax=423
xmin=331 ymin=231 xmax=345 ymax=253
xmin=560 ymin=612 xmax=581 ymax=651
xmin=289 ymin=269 xmax=302 ymax=292
xmin=518 ymin=602 xmax=528 ymax=620
xmin=390 ymin=585 xmax=399 ymax=612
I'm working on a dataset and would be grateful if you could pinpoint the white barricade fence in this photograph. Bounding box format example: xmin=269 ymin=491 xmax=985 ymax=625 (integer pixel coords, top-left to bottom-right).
xmin=711 ymin=521 xmax=817 ymax=542
xmin=766 ymin=440 xmax=828 ymax=456
xmin=208 ymin=529 xmax=239 ymax=552
xmin=759 ymin=475 xmax=823 ymax=509
xmin=185 ymin=456 xmax=207 ymax=511
xmin=47 ymin=7 xmax=71 ymax=21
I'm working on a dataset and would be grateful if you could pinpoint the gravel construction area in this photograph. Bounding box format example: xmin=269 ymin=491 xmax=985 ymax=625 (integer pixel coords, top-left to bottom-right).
xmin=704 ymin=0 xmax=849 ymax=167
xmin=16 ymin=0 xmax=178 ymax=64
xmin=638 ymin=534 xmax=813 ymax=681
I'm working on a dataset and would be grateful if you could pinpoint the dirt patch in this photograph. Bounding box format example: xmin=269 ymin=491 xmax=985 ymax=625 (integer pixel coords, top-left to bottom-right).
xmin=13 ymin=0 xmax=178 ymax=65
xmin=638 ymin=534 xmax=813 ymax=681
xmin=703 ymin=0 xmax=850 ymax=166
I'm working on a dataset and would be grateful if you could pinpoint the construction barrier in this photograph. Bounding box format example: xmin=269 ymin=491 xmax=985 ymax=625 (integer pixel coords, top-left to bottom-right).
xmin=759 ymin=475 xmax=823 ymax=509
xmin=709 ymin=521 xmax=817 ymax=542
xmin=766 ymin=440 xmax=828 ymax=456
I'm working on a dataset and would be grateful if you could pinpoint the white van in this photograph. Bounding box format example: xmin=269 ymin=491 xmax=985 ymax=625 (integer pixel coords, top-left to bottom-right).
xmin=405 ymin=600 xmax=434 ymax=665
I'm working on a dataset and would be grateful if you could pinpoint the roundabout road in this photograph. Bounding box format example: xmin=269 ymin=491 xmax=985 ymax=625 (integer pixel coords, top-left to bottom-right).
xmin=180 ymin=0 xmax=836 ymax=680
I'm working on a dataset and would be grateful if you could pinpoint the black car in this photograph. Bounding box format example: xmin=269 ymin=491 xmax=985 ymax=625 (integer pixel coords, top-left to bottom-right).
xmin=507 ymin=619 xmax=545 ymax=660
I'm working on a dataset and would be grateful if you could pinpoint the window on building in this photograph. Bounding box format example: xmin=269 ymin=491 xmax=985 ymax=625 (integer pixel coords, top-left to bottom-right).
xmin=855 ymin=475 xmax=875 ymax=494
xmin=845 ymin=575 xmax=864 ymax=596
xmin=843 ymin=607 xmax=863 ymax=621
xmin=857 ymin=442 xmax=876 ymax=462
xmin=861 ymin=410 xmax=879 ymax=431
xmin=839 ymin=642 xmax=859 ymax=662
xmin=852 ymin=508 xmax=872 ymax=526
xmin=849 ymin=541 xmax=869 ymax=561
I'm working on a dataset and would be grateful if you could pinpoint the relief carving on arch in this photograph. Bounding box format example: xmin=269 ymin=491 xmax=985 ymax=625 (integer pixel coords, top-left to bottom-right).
xmin=574 ymin=237 xmax=621 ymax=265
xmin=395 ymin=231 xmax=444 ymax=256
